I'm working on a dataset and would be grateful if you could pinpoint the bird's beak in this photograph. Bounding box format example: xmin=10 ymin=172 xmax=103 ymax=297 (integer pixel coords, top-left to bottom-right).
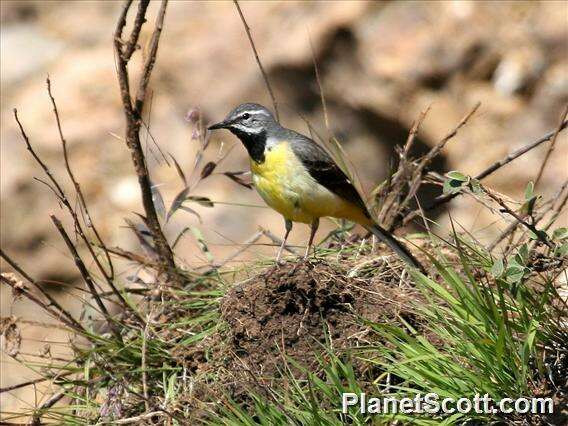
xmin=208 ymin=120 xmax=229 ymax=130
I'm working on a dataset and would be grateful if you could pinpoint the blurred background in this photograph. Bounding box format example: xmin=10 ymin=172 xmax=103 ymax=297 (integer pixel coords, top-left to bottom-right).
xmin=1 ymin=0 xmax=567 ymax=414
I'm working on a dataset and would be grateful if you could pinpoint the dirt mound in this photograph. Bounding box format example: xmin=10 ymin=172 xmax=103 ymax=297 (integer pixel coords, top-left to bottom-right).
xmin=197 ymin=259 xmax=422 ymax=401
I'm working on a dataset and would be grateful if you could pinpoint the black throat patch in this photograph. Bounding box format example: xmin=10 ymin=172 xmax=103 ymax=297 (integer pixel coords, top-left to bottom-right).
xmin=231 ymin=129 xmax=267 ymax=163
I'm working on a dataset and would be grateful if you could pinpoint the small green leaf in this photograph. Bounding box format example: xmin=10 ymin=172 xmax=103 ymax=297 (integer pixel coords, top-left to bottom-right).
xmin=552 ymin=227 xmax=568 ymax=241
xmin=506 ymin=266 xmax=525 ymax=284
xmin=508 ymin=255 xmax=523 ymax=268
xmin=518 ymin=244 xmax=529 ymax=264
xmin=446 ymin=171 xmax=469 ymax=182
xmin=443 ymin=178 xmax=465 ymax=194
xmin=524 ymin=181 xmax=535 ymax=201
xmin=491 ymin=258 xmax=504 ymax=278
xmin=555 ymin=242 xmax=568 ymax=257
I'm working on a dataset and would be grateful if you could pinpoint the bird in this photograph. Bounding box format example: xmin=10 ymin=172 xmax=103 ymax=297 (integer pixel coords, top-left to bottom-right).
xmin=208 ymin=103 xmax=424 ymax=272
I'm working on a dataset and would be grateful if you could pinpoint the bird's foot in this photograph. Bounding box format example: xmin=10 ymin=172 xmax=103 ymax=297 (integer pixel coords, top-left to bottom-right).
xmin=302 ymin=247 xmax=318 ymax=262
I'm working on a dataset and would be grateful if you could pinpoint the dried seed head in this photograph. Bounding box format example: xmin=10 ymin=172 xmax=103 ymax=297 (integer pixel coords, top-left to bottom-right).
xmin=185 ymin=107 xmax=200 ymax=124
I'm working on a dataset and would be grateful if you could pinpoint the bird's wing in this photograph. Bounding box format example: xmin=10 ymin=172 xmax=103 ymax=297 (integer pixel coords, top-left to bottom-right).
xmin=288 ymin=132 xmax=369 ymax=214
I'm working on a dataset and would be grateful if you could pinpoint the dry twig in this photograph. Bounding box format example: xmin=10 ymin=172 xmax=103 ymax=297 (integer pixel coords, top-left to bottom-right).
xmin=50 ymin=215 xmax=122 ymax=339
xmin=46 ymin=78 xmax=133 ymax=310
xmin=402 ymin=117 xmax=568 ymax=226
xmin=0 ymin=371 xmax=73 ymax=394
xmin=477 ymin=185 xmax=553 ymax=248
xmin=374 ymin=106 xmax=431 ymax=226
xmin=396 ymin=103 xmax=480 ymax=226
xmin=0 ymin=251 xmax=84 ymax=333
xmin=488 ymin=179 xmax=568 ymax=251
xmin=13 ymin=105 xmax=142 ymax=323
xmin=114 ymin=0 xmax=181 ymax=284
xmin=308 ymin=31 xmax=329 ymax=130
xmin=535 ymin=105 xmax=568 ymax=188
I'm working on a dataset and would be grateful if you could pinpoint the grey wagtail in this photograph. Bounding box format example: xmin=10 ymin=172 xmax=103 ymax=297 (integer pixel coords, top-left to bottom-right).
xmin=209 ymin=103 xmax=424 ymax=271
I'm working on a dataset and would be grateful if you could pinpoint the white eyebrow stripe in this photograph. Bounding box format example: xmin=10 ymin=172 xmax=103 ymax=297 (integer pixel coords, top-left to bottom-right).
xmin=239 ymin=109 xmax=270 ymax=117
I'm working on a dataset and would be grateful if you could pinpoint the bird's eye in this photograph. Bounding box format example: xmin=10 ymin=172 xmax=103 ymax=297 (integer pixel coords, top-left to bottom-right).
xmin=241 ymin=113 xmax=250 ymax=120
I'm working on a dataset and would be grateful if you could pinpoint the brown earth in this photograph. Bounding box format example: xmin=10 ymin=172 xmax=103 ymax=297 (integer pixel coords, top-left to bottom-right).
xmin=191 ymin=258 xmax=425 ymax=404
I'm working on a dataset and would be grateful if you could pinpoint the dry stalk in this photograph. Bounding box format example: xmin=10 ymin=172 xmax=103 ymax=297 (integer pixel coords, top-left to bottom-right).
xmin=0 ymin=273 xmax=82 ymax=335
xmin=45 ymin=78 xmax=136 ymax=312
xmin=114 ymin=0 xmax=181 ymax=285
xmin=402 ymin=117 xmax=568 ymax=227
xmin=0 ymin=250 xmax=84 ymax=333
xmin=50 ymin=215 xmax=122 ymax=339
xmin=375 ymin=105 xmax=432 ymax=227
xmin=233 ymin=0 xmax=279 ymax=121
xmin=488 ymin=179 xmax=568 ymax=251
xmin=534 ymin=104 xmax=568 ymax=188
xmin=308 ymin=31 xmax=329 ymax=130
xmin=377 ymin=103 xmax=479 ymax=230
xmin=12 ymin=106 xmax=143 ymax=323
xmin=0 ymin=371 xmax=74 ymax=394
xmin=475 ymin=184 xmax=554 ymax=248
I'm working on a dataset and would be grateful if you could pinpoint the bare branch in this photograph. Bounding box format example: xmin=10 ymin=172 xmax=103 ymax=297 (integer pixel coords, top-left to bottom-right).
xmin=14 ymin=109 xmax=66 ymax=199
xmin=46 ymin=78 xmax=116 ymax=283
xmin=17 ymin=95 xmax=139 ymax=320
xmin=261 ymin=228 xmax=298 ymax=255
xmin=50 ymin=215 xmax=121 ymax=339
xmin=308 ymin=31 xmax=329 ymax=130
xmin=400 ymin=102 xmax=480 ymax=211
xmin=0 ymin=250 xmax=84 ymax=332
xmin=374 ymin=105 xmax=432 ymax=226
xmin=385 ymin=103 xmax=479 ymax=230
xmin=488 ymin=179 xmax=568 ymax=251
xmin=403 ymin=105 xmax=431 ymax=158
xmin=0 ymin=371 xmax=73 ymax=394
xmin=421 ymin=102 xmax=481 ymax=170
xmin=32 ymin=390 xmax=66 ymax=421
xmin=134 ymin=0 xmax=168 ymax=115
xmin=210 ymin=230 xmax=264 ymax=271
xmin=542 ymin=180 xmax=568 ymax=232
xmin=478 ymin=185 xmax=553 ymax=248
xmin=402 ymin=117 xmax=568 ymax=225
xmin=233 ymin=0 xmax=279 ymax=121
xmin=107 ymin=411 xmax=167 ymax=424
xmin=122 ymin=0 xmax=149 ymax=61
xmin=113 ymin=0 xmax=180 ymax=283
xmin=114 ymin=0 xmax=136 ymax=114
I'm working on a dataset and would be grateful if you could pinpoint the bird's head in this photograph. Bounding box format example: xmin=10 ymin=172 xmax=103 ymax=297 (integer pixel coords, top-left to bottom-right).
xmin=208 ymin=103 xmax=276 ymax=136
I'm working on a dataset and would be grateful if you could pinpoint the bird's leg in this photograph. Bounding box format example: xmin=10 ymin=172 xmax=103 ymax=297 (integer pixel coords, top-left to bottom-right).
xmin=304 ymin=218 xmax=320 ymax=259
xmin=276 ymin=219 xmax=293 ymax=264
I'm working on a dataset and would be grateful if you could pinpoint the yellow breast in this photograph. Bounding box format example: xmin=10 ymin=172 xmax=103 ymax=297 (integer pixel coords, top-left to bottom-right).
xmin=251 ymin=142 xmax=368 ymax=224
xmin=251 ymin=142 xmax=311 ymax=222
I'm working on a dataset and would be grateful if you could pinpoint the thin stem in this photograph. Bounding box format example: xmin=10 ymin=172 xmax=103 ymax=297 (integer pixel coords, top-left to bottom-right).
xmin=534 ymin=104 xmax=568 ymax=188
xmin=233 ymin=0 xmax=279 ymax=121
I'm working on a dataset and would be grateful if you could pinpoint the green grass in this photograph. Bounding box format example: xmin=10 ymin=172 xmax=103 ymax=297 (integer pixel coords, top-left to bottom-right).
xmin=209 ymin=236 xmax=566 ymax=425
xmin=4 ymin=226 xmax=566 ymax=425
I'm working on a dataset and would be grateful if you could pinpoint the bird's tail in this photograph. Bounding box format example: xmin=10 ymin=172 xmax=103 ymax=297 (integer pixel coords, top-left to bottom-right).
xmin=365 ymin=223 xmax=425 ymax=273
